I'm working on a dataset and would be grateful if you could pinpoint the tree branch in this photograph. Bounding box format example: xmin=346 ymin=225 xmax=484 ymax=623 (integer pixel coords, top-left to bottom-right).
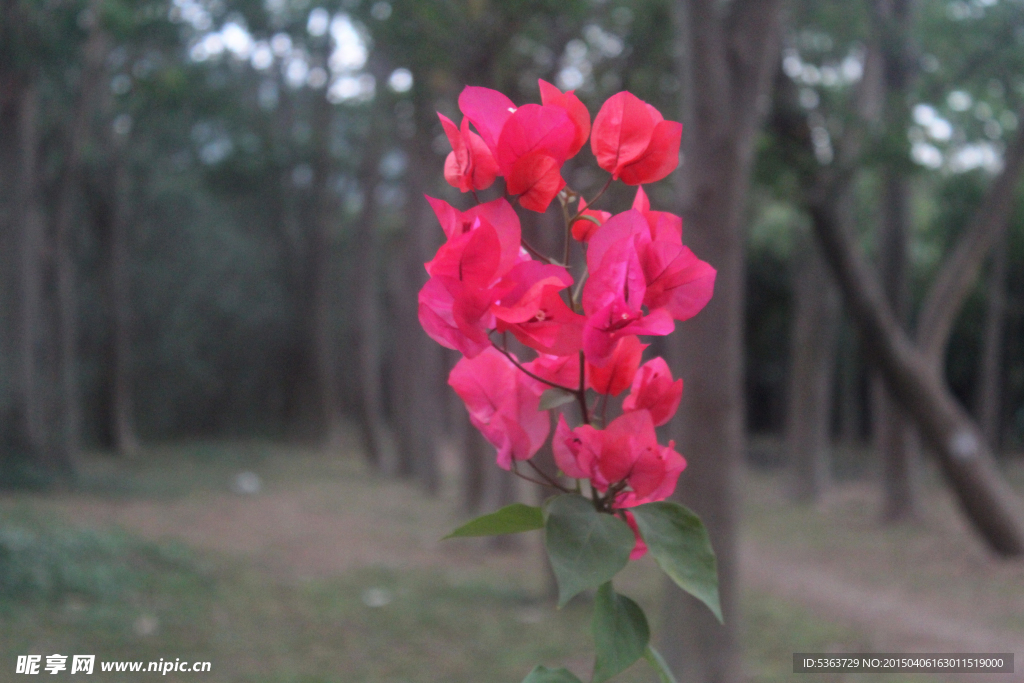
xmin=808 ymin=182 xmax=1024 ymax=556
xmin=915 ymin=110 xmax=1024 ymax=364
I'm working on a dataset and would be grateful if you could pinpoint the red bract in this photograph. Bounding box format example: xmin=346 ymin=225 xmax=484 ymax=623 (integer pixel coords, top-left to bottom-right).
xmin=538 ymin=79 xmax=591 ymax=158
xmin=449 ymin=347 xmax=550 ymax=469
xmin=458 ymin=86 xmax=517 ymax=157
xmin=621 ymin=357 xmax=682 ymax=426
xmin=591 ymin=92 xmax=682 ymax=185
xmin=552 ymin=410 xmax=686 ymax=507
xmin=426 ymin=196 xmax=522 ymax=275
xmin=582 ymin=210 xmax=675 ymax=365
xmin=439 ymin=113 xmax=499 ymax=192
xmin=458 ymin=85 xmax=583 ymax=212
xmin=524 ymin=353 xmax=582 ymax=389
xmin=584 ymin=207 xmax=716 ymax=326
xmin=632 ymin=186 xmax=682 ymax=242
xmin=497 ymin=104 xmax=575 ymax=211
xmin=641 ymin=239 xmax=717 ymax=322
xmin=588 ymin=335 xmax=646 ymax=396
xmin=491 ymin=261 xmax=583 ymax=356
xmin=418 ymin=197 xmax=524 ymax=357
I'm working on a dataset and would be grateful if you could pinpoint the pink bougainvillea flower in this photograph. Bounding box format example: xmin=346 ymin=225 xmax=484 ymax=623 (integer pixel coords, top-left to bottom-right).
xmin=418 ymin=277 xmax=492 ymax=358
xmin=448 ymin=347 xmax=550 ymax=469
xmin=591 ymin=92 xmax=682 ymax=185
xmin=438 ymin=113 xmax=499 ymax=192
xmin=582 ymin=207 xmax=715 ymax=326
xmin=497 ymin=104 xmax=575 ymax=212
xmin=458 ymin=86 xmax=517 ymax=157
xmin=641 ymin=239 xmax=717 ymax=322
xmin=621 ymin=356 xmax=682 ymax=426
xmin=552 ymin=409 xmax=686 ymax=508
xmin=587 ymin=335 xmax=647 ymax=396
xmin=425 ymin=196 xmax=522 ymax=276
xmin=505 ymin=151 xmax=566 ymax=212
xmin=524 ymin=353 xmax=584 ymax=390
xmin=582 ymin=294 xmax=674 ymax=367
xmin=418 ymin=197 xmax=525 ymax=357
xmin=632 ymin=186 xmax=682 ymax=242
xmin=581 ymin=211 xmax=673 ymax=365
xmin=570 ymin=196 xmax=612 ymax=242
xmin=538 ymin=79 xmax=591 ymax=158
xmin=495 ymin=103 xmax=575 ymax=174
xmin=491 ymin=261 xmax=584 ymax=356
xmin=552 ymin=414 xmax=593 ymax=480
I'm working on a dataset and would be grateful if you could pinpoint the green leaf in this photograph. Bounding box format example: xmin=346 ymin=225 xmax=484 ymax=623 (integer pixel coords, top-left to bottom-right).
xmin=521 ymin=665 xmax=584 ymax=683
xmin=630 ymin=502 xmax=722 ymax=622
xmin=643 ymin=645 xmax=679 ymax=683
xmin=444 ymin=503 xmax=544 ymax=539
xmin=591 ymin=583 xmax=650 ymax=682
xmin=539 ymin=387 xmax=577 ymax=411
xmin=543 ymin=494 xmax=634 ymax=607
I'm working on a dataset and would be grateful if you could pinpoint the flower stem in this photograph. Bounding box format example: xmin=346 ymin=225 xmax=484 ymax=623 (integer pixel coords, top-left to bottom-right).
xmin=567 ymin=175 xmax=613 ymax=224
xmin=491 ymin=340 xmax=576 ymax=393
xmin=576 ymin=351 xmax=590 ymax=425
xmin=526 ymin=459 xmax=572 ymax=492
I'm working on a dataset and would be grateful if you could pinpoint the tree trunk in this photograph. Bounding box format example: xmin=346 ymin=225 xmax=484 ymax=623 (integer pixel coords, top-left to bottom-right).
xmin=392 ymin=135 xmax=443 ymax=493
xmin=51 ymin=8 xmax=107 ymax=478
xmin=785 ymin=229 xmax=840 ymax=502
xmin=662 ymin=2 xmax=785 ymax=681
xmin=13 ymin=79 xmax=46 ymax=459
xmin=872 ymin=0 xmax=919 ymax=523
xmin=109 ymin=139 xmax=139 ymax=456
xmin=349 ymin=97 xmax=388 ymax=469
xmin=976 ymin=242 xmax=1009 ymax=450
xmin=875 ymin=172 xmax=918 ymax=521
xmin=309 ymin=92 xmax=344 ymax=451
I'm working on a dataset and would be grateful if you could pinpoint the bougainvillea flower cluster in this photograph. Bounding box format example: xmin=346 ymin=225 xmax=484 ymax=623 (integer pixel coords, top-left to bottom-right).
xmin=422 ymin=81 xmax=715 ymax=559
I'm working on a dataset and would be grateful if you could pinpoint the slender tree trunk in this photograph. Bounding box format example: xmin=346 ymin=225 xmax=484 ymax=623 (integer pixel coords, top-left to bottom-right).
xmin=871 ymin=0 xmax=920 ymax=523
xmin=662 ymin=2 xmax=784 ymax=682
xmin=350 ymin=98 xmax=388 ymax=469
xmin=976 ymin=242 xmax=1009 ymax=450
xmin=392 ymin=135 xmax=443 ymax=493
xmin=13 ymin=79 xmax=46 ymax=458
xmin=109 ymin=140 xmax=139 ymax=456
xmin=51 ymin=9 xmax=107 ymax=477
xmin=786 ymin=229 xmax=841 ymax=501
xmin=309 ymin=92 xmax=344 ymax=451
xmin=875 ymin=172 xmax=918 ymax=521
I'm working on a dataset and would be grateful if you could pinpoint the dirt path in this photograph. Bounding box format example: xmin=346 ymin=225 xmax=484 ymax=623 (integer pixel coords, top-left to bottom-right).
xmin=48 ymin=479 xmax=1023 ymax=682
xmin=742 ymin=544 xmax=1023 ymax=683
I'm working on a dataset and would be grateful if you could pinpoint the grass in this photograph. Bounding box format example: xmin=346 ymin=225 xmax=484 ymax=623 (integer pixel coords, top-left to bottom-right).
xmin=1 ymin=439 xmax=1017 ymax=682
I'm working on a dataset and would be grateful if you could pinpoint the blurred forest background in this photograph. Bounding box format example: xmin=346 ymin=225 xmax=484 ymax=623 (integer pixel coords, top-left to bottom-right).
xmin=2 ymin=0 xmax=1024 ymax=682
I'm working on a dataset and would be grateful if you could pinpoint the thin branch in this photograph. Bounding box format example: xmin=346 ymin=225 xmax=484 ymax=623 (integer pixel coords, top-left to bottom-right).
xmin=916 ymin=108 xmax=1024 ymax=363
xmin=520 ymin=236 xmax=560 ymax=265
xmin=490 ymin=340 xmax=576 ymax=393
xmin=567 ymin=175 xmax=613 ymax=224
xmin=576 ymin=351 xmax=590 ymax=425
xmin=526 ymin=459 xmax=572 ymax=492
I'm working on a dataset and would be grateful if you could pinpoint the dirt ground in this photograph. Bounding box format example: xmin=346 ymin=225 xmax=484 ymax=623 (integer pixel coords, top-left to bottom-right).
xmin=37 ymin=449 xmax=1024 ymax=683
